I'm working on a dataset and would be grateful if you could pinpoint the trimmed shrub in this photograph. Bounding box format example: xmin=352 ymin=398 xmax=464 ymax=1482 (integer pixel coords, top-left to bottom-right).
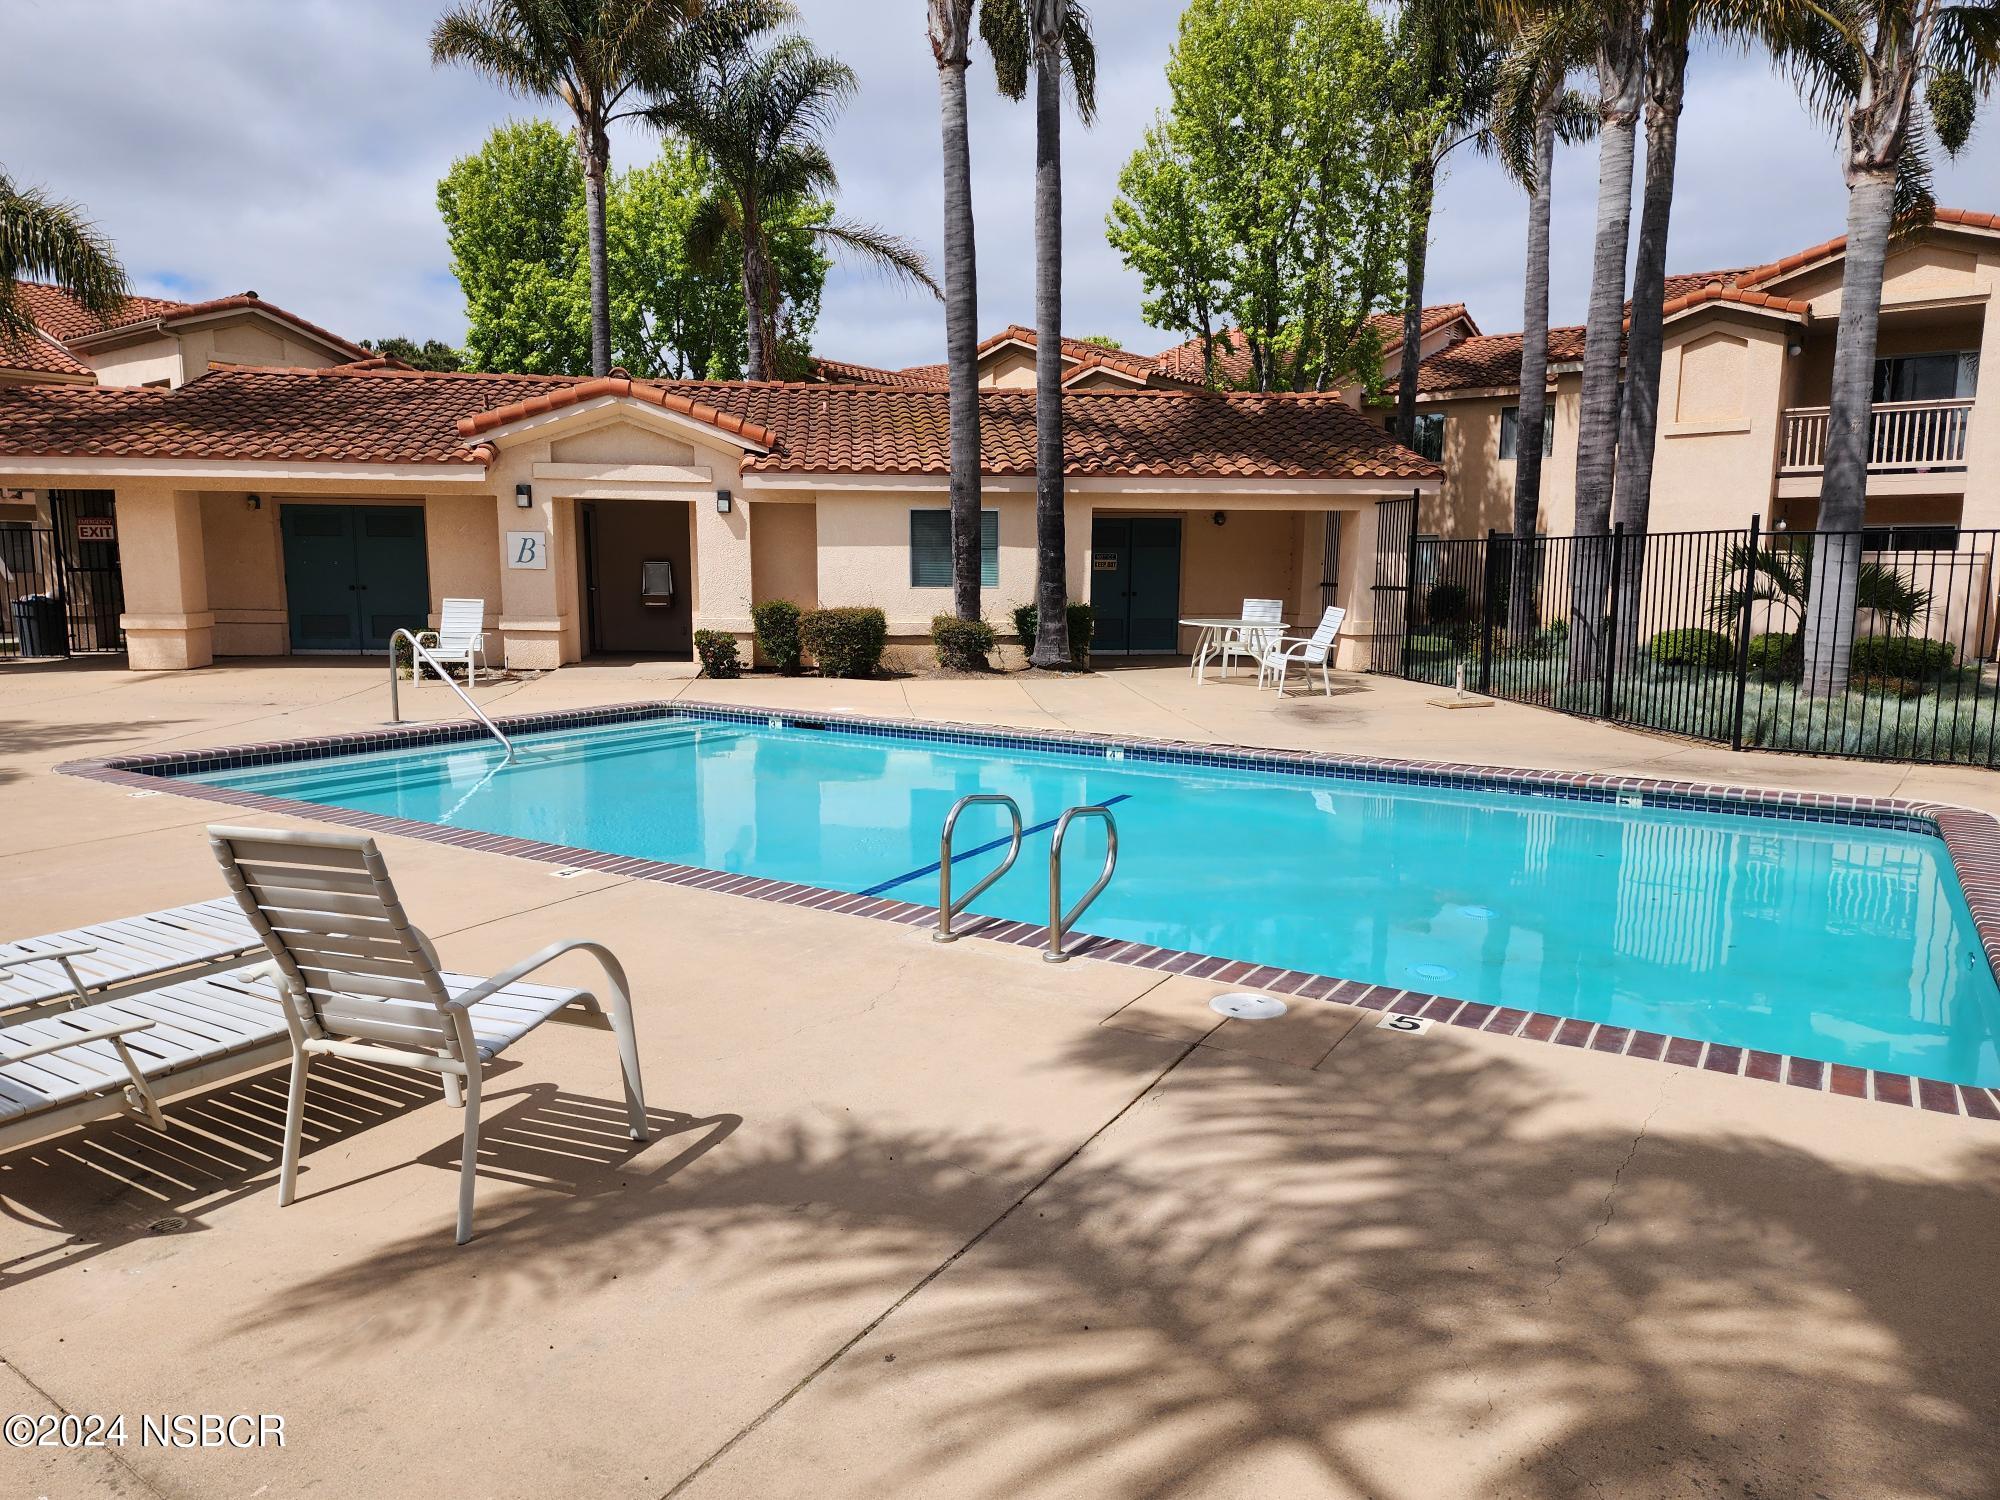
xmin=1746 ymin=632 xmax=1802 ymax=681
xmin=1852 ymin=674 xmax=1930 ymax=700
xmin=801 ymin=606 xmax=888 ymax=678
xmin=930 ymin=614 xmax=996 ymax=672
xmin=1012 ymin=601 xmax=1096 ymax=666
xmin=1424 ymin=581 xmax=1469 ymax=626
xmin=751 ymin=599 xmax=803 ymax=674
xmin=693 ymin=630 xmax=741 ymax=680
xmin=1647 ymin=627 xmax=1733 ymax=669
xmin=1850 ymin=633 xmax=1955 ymax=680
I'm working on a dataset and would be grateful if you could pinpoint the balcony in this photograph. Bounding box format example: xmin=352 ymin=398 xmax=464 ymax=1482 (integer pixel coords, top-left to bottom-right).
xmin=1780 ymin=397 xmax=1974 ymax=476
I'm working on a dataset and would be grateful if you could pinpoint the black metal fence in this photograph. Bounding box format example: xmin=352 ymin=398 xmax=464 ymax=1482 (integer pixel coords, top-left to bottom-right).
xmin=1375 ymin=504 xmax=2000 ymax=767
xmin=0 ymin=524 xmax=126 ymax=659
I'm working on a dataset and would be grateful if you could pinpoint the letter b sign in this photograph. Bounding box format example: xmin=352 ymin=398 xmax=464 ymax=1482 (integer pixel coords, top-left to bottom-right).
xmin=505 ymin=531 xmax=548 ymax=570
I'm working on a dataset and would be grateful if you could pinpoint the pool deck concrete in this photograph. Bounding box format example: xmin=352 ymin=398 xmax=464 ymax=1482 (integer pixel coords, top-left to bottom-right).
xmin=2 ymin=656 xmax=1997 ymax=1500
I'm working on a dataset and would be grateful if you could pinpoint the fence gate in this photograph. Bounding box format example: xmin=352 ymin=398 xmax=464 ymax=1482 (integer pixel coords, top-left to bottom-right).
xmin=1368 ymin=495 xmax=1418 ymax=673
xmin=1 ymin=493 xmax=127 ymax=659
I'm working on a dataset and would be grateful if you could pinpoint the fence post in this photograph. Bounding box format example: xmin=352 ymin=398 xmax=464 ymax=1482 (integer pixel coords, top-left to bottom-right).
xmin=1478 ymin=529 xmax=1500 ymax=695
xmin=1729 ymin=515 xmax=1760 ymax=752
xmin=1601 ymin=523 xmax=1624 ymax=719
xmin=1398 ymin=488 xmax=1420 ymax=679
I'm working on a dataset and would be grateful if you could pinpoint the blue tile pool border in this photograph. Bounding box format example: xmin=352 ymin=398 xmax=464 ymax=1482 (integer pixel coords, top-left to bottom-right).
xmin=58 ymin=698 xmax=2000 ymax=1121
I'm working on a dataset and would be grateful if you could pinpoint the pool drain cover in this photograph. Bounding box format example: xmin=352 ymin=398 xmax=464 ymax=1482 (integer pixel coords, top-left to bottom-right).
xmin=1210 ymin=992 xmax=1288 ymax=1021
xmin=1457 ymin=905 xmax=1497 ymax=920
xmin=1409 ymin=963 xmax=1455 ymax=982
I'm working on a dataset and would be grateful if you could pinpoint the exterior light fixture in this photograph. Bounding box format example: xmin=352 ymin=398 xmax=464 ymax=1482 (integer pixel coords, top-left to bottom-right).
xmin=1786 ymin=338 xmax=1803 ymax=358
xmin=246 ymin=494 xmax=261 ymax=510
xmin=1211 ymin=510 xmax=1227 ymax=526
xmin=716 ymin=490 xmax=732 ymax=514
xmin=515 ymin=484 xmax=533 ymax=509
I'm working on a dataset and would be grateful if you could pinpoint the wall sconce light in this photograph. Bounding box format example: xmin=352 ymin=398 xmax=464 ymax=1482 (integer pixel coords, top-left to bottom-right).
xmin=245 ymin=494 xmax=261 ymax=511
xmin=1786 ymin=338 xmax=1803 ymax=358
xmin=515 ymin=483 xmax=533 ymax=509
xmin=1211 ymin=510 xmax=1227 ymax=526
xmin=716 ymin=490 xmax=732 ymax=514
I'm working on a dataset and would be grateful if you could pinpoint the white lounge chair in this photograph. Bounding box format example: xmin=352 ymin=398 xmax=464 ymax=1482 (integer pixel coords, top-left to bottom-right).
xmin=208 ymin=825 xmax=648 ymax=1244
xmin=1258 ymin=606 xmax=1347 ymax=696
xmin=1210 ymin=598 xmax=1285 ymax=681
xmin=0 ymin=897 xmax=262 ymax=1016
xmin=421 ymin=597 xmax=488 ymax=684
xmin=0 ymin=969 xmax=290 ymax=1152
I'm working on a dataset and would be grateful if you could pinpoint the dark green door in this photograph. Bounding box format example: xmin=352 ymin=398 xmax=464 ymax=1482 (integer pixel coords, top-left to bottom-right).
xmin=281 ymin=506 xmax=429 ymax=653
xmin=1088 ymin=517 xmax=1181 ymax=654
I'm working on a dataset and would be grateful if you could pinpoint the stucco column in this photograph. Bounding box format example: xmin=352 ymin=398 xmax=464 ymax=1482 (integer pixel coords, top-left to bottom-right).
xmin=1333 ymin=504 xmax=1381 ymax=672
xmin=1964 ymin=291 xmax=2000 ymax=530
xmin=494 ymin=490 xmax=564 ymax=670
xmin=1064 ymin=492 xmax=1093 ymax=607
xmin=116 ymin=486 xmax=214 ymax=670
xmin=693 ymin=489 xmax=753 ymax=644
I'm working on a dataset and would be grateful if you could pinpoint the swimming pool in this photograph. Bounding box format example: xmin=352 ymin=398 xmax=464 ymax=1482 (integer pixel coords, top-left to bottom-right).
xmin=162 ymin=706 xmax=2000 ymax=1092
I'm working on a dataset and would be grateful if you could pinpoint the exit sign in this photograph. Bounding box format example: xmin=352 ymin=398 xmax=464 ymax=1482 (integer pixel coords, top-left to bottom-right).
xmin=75 ymin=518 xmax=116 ymax=544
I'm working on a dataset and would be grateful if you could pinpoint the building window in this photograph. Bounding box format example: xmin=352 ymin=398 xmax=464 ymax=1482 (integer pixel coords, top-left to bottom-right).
xmin=910 ymin=508 xmax=998 ymax=587
xmin=1862 ymin=523 xmax=1960 ymax=552
xmin=1411 ymin=412 xmax=1444 ymax=461
xmin=1872 ymin=351 xmax=1978 ymax=402
xmin=1499 ymin=406 xmax=1554 ymax=460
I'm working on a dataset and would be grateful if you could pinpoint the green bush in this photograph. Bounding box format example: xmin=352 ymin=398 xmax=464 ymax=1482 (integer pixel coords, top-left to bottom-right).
xmin=1850 ymin=633 xmax=1955 ymax=680
xmin=1425 ymin=582 xmax=1469 ymax=625
xmin=801 ymin=606 xmax=888 ymax=678
xmin=693 ymin=630 xmax=741 ymax=680
xmin=930 ymin=614 xmax=996 ymax=672
xmin=1012 ymin=601 xmax=1095 ymax=666
xmin=751 ymin=599 xmax=803 ymax=674
xmin=1647 ymin=627 xmax=1733 ymax=669
xmin=1746 ymin=632 xmax=1802 ymax=681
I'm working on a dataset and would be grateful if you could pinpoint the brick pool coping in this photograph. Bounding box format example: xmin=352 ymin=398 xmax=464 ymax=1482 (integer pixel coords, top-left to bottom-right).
xmin=58 ymin=699 xmax=2000 ymax=1123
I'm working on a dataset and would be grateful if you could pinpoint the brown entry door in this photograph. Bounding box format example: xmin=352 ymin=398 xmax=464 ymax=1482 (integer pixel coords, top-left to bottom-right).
xmin=581 ymin=500 xmax=694 ymax=656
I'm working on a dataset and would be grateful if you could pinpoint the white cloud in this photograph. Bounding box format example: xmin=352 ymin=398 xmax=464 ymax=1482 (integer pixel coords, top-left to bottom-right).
xmin=4 ymin=1 xmax=1993 ymax=368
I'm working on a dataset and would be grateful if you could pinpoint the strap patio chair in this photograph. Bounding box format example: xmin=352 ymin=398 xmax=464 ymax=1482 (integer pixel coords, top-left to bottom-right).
xmin=207 ymin=825 xmax=647 ymax=1244
xmin=1258 ymin=606 xmax=1347 ymax=696
xmin=423 ymin=597 xmax=489 ymax=684
xmin=1211 ymin=598 xmax=1285 ymax=680
xmin=0 ymin=898 xmax=262 ymax=1017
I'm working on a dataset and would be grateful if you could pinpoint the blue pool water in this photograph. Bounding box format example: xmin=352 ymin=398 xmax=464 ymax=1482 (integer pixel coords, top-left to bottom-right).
xmin=185 ymin=714 xmax=2000 ymax=1087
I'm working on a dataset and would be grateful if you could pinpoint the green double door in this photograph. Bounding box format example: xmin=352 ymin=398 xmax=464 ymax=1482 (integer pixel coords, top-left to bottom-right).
xmin=1088 ymin=517 xmax=1182 ymax=654
xmin=281 ymin=505 xmax=430 ymax=652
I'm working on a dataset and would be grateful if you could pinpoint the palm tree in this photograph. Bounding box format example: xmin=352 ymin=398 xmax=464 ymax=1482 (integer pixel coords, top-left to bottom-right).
xmin=0 ymin=166 xmax=126 ymax=340
xmin=1786 ymin=0 xmax=1999 ymax=695
xmin=985 ymin=0 xmax=1097 ymax=670
xmin=430 ymin=0 xmax=710 ymax=378
xmin=1388 ymin=1 xmax=1502 ymax=451
xmin=1491 ymin=10 xmax=1594 ymax=637
xmin=651 ymin=11 xmax=940 ymax=380
xmin=930 ymin=0 xmax=985 ymax=623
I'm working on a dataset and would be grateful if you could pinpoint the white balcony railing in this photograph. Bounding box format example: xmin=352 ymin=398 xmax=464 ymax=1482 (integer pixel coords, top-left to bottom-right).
xmin=1780 ymin=397 xmax=1974 ymax=475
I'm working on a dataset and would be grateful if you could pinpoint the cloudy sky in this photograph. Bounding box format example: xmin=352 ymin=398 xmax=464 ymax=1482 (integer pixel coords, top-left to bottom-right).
xmin=5 ymin=0 xmax=1995 ymax=370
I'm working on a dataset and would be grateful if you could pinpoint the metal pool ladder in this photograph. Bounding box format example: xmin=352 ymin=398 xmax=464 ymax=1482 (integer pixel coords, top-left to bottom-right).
xmin=388 ymin=629 xmax=516 ymax=764
xmin=1046 ymin=805 xmax=1118 ymax=962
xmin=935 ymin=794 xmax=1023 ymax=943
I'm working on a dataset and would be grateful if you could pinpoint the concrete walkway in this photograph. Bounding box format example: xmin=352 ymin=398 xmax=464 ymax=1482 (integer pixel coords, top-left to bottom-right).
xmin=1 ymin=658 xmax=1996 ymax=1499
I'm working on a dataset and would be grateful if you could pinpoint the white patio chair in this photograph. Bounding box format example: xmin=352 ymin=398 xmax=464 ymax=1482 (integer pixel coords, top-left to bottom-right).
xmin=0 ymin=897 xmax=261 ymax=1016
xmin=422 ymin=597 xmax=488 ymax=684
xmin=1258 ymin=606 xmax=1347 ymax=696
xmin=208 ymin=825 xmax=648 ymax=1245
xmin=1210 ymin=598 xmax=1285 ymax=680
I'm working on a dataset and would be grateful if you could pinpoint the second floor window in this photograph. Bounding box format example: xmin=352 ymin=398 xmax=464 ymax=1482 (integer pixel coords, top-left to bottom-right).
xmin=1873 ymin=351 xmax=1978 ymax=403
xmin=1411 ymin=412 xmax=1444 ymax=461
xmin=1499 ymin=405 xmax=1554 ymax=460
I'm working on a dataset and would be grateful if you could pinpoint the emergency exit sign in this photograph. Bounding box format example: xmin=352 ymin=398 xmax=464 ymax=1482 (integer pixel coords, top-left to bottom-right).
xmin=75 ymin=518 xmax=116 ymax=544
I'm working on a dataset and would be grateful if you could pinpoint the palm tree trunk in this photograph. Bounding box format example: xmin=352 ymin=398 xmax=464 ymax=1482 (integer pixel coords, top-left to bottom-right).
xmin=581 ymin=124 xmax=612 ymax=378
xmin=1029 ymin=34 xmax=1070 ymax=670
xmin=937 ymin=42 xmax=983 ymax=623
xmin=1566 ymin=12 xmax=1645 ymax=687
xmin=740 ymin=250 xmax=765 ymax=383
xmin=1394 ymin=159 xmax=1435 ymax=449
xmin=1802 ymin=167 xmax=1897 ymax=696
xmin=1609 ymin=37 xmax=1688 ymax=672
xmin=1508 ymin=108 xmax=1557 ymax=639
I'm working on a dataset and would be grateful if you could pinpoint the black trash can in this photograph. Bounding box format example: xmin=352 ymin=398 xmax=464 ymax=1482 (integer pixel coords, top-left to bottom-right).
xmin=13 ymin=594 xmax=68 ymax=658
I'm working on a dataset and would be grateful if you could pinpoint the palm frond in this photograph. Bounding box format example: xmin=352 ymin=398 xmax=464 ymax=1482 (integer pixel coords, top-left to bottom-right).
xmin=429 ymin=2 xmax=564 ymax=98
xmin=814 ymin=218 xmax=942 ymax=298
xmin=1060 ymin=4 xmax=1097 ymax=123
xmin=0 ymin=168 xmax=127 ymax=337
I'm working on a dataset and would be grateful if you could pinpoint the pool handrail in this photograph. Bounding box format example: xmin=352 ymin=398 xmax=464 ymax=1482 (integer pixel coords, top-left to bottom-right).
xmin=388 ymin=629 xmax=516 ymax=765
xmin=1046 ymin=805 xmax=1118 ymax=963
xmin=935 ymin=793 xmax=1023 ymax=943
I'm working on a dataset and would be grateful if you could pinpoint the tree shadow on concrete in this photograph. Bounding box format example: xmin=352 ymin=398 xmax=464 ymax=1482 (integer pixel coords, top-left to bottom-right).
xmin=225 ymin=1028 xmax=1998 ymax=1498
xmin=0 ymin=717 xmax=190 ymax=760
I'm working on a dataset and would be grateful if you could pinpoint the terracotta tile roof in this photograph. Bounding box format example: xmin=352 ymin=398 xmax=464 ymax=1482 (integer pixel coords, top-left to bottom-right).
xmin=976 ymin=324 xmax=1162 ymax=373
xmin=1657 ymin=284 xmax=1811 ymax=321
xmin=807 ymin=356 xmax=945 ymax=389
xmin=0 ymin=328 xmax=93 ymax=380
xmin=1734 ymin=207 xmax=2000 ymax=291
xmin=1415 ymin=326 xmax=1589 ymax=395
xmin=1659 ymin=267 xmax=1752 ymax=302
xmin=897 ymin=360 xmax=948 ymax=382
xmin=15 ymin=281 xmax=366 ymax=358
xmin=1151 ymin=305 xmax=1475 ymax=387
xmin=0 ymin=365 xmax=1439 ymax=482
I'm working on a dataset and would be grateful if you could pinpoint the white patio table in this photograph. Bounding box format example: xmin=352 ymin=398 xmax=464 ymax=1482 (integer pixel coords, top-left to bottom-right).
xmin=1181 ymin=616 xmax=1290 ymax=684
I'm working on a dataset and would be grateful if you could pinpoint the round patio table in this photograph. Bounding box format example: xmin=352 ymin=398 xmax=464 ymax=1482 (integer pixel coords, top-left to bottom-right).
xmin=1181 ymin=616 xmax=1289 ymax=684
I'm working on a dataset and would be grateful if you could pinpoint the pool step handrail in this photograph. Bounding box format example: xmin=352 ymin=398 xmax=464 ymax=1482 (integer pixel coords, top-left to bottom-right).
xmin=388 ymin=629 xmax=515 ymax=764
xmin=1046 ymin=805 xmax=1119 ymax=963
xmin=935 ymin=794 xmax=1023 ymax=943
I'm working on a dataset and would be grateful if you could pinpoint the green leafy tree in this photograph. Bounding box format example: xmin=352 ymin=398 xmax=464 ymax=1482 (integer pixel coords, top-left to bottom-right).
xmin=360 ymin=336 xmax=467 ymax=371
xmin=438 ymin=120 xmax=828 ymax=378
xmin=1105 ymin=0 xmax=1410 ymax=395
xmin=0 ymin=165 xmax=126 ymax=339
